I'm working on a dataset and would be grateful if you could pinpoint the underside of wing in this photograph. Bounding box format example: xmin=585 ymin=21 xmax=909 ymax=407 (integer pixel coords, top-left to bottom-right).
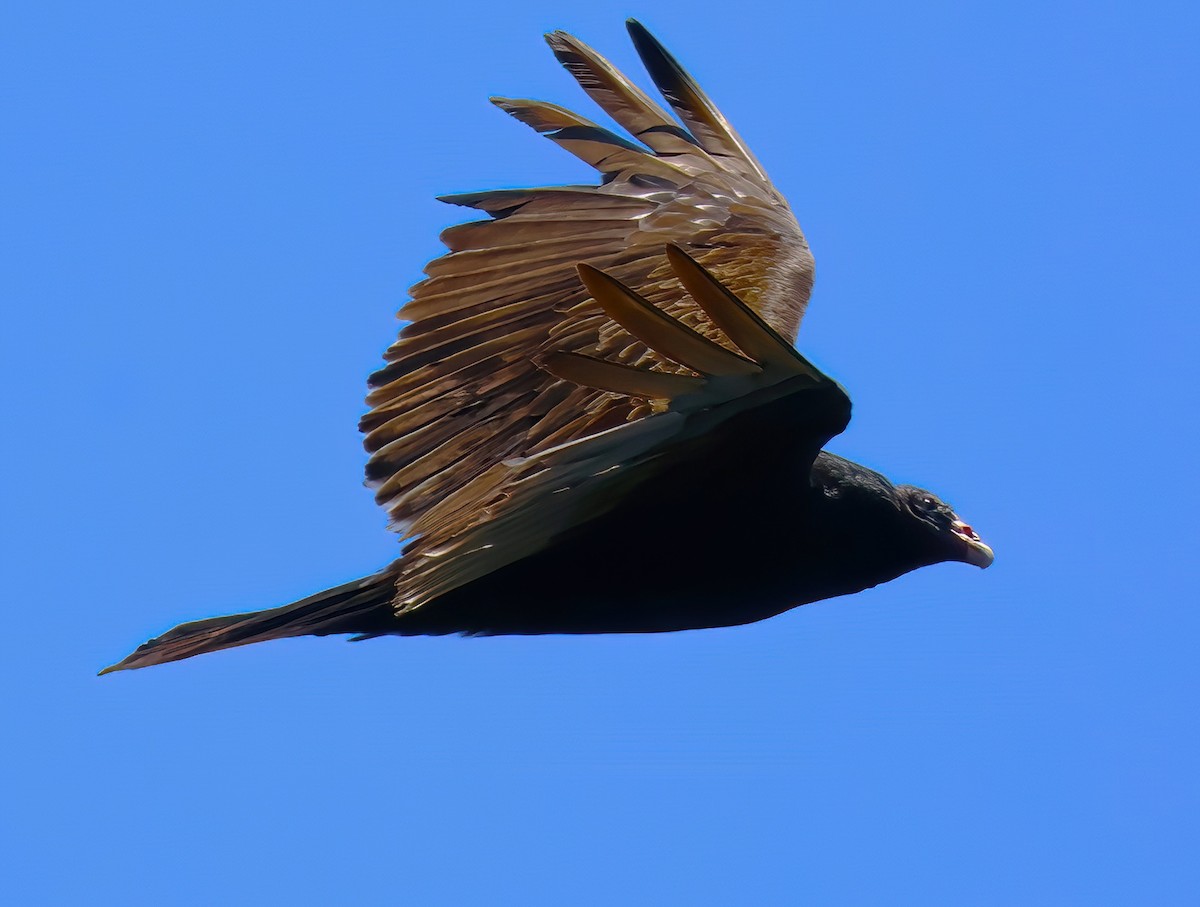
xmin=362 ymin=21 xmax=823 ymax=612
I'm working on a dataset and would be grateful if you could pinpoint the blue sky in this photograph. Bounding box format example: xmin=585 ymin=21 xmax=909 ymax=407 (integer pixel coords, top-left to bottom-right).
xmin=4 ymin=1 xmax=1198 ymax=903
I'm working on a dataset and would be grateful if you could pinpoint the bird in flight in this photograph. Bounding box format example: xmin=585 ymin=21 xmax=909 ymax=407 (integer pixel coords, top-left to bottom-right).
xmin=103 ymin=19 xmax=992 ymax=674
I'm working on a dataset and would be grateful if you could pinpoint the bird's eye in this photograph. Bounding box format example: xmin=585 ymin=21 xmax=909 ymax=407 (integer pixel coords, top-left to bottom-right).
xmin=910 ymin=494 xmax=944 ymax=519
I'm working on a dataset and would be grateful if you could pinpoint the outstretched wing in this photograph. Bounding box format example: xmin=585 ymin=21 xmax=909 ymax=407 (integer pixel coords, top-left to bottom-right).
xmin=388 ymin=248 xmax=850 ymax=614
xmin=363 ymin=21 xmax=822 ymax=611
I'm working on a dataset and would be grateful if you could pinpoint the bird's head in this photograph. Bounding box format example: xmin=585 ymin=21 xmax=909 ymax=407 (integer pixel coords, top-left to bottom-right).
xmin=896 ymin=486 xmax=994 ymax=569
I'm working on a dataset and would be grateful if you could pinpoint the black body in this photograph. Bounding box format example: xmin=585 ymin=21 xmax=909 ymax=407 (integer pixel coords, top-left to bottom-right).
xmin=386 ymin=451 xmax=946 ymax=637
xmin=102 ymin=381 xmax=978 ymax=674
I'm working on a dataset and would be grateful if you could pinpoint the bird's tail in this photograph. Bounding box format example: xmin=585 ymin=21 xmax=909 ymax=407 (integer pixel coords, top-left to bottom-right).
xmin=99 ymin=570 xmax=397 ymax=674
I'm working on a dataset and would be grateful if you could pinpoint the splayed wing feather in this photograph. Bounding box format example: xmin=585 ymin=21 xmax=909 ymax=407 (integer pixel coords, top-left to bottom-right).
xmin=544 ymin=31 xmax=712 ymax=162
xmin=540 ymin=351 xmax=707 ymax=400
xmin=625 ymin=20 xmax=770 ymax=183
xmin=575 ymin=263 xmax=760 ymax=377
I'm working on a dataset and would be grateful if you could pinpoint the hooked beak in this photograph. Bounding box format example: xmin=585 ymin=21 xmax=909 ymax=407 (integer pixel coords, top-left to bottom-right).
xmin=952 ymin=519 xmax=994 ymax=568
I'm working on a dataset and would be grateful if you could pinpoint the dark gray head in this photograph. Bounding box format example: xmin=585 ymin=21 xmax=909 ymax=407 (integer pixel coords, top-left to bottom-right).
xmin=810 ymin=453 xmax=994 ymax=576
xmin=895 ymin=485 xmax=994 ymax=569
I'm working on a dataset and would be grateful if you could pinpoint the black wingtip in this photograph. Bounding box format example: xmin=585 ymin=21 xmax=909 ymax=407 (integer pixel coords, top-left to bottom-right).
xmin=624 ymin=20 xmax=684 ymax=102
xmin=625 ymin=19 xmax=660 ymax=55
xmin=626 ymin=20 xmax=668 ymax=66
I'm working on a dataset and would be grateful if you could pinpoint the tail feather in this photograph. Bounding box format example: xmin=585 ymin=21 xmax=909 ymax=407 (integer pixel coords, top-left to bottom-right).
xmin=100 ymin=570 xmax=397 ymax=675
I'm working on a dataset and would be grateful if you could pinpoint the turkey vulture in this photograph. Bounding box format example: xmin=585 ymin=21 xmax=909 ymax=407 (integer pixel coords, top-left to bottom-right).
xmin=102 ymin=20 xmax=992 ymax=674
